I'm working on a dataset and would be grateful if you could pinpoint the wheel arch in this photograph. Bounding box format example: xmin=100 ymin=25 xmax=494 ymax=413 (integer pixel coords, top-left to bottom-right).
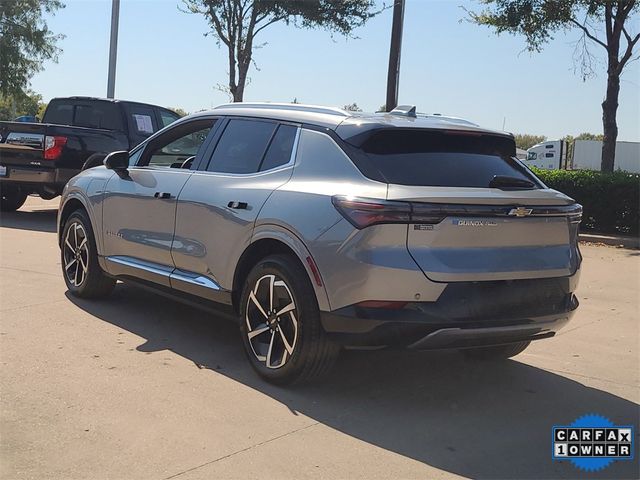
xmin=58 ymin=195 xmax=97 ymax=250
xmin=232 ymin=229 xmax=331 ymax=315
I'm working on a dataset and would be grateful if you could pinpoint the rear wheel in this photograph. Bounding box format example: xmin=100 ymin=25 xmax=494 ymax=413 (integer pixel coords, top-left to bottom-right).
xmin=462 ymin=341 xmax=531 ymax=360
xmin=239 ymin=254 xmax=339 ymax=385
xmin=61 ymin=209 xmax=116 ymax=298
xmin=0 ymin=186 xmax=27 ymax=212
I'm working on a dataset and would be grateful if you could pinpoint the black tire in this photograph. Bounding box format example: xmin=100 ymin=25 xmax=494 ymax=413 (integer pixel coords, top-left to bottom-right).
xmin=462 ymin=341 xmax=531 ymax=361
xmin=61 ymin=209 xmax=116 ymax=299
xmin=0 ymin=186 xmax=28 ymax=212
xmin=239 ymin=254 xmax=339 ymax=385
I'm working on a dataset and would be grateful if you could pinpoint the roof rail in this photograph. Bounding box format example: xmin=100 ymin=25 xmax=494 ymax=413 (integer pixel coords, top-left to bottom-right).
xmin=213 ymin=102 xmax=350 ymax=117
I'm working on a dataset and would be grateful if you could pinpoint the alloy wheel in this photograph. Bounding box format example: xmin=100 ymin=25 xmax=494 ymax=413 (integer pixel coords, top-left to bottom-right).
xmin=245 ymin=274 xmax=298 ymax=369
xmin=63 ymin=222 xmax=89 ymax=287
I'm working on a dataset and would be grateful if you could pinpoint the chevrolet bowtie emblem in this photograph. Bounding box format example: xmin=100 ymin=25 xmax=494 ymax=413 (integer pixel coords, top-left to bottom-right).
xmin=508 ymin=207 xmax=533 ymax=217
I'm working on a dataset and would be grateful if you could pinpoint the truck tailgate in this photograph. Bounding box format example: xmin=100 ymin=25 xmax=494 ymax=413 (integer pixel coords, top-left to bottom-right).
xmin=0 ymin=122 xmax=47 ymax=168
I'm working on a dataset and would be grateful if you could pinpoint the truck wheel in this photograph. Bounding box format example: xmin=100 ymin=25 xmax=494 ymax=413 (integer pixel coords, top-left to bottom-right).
xmin=0 ymin=187 xmax=28 ymax=212
xmin=462 ymin=341 xmax=531 ymax=361
xmin=239 ymin=254 xmax=339 ymax=385
xmin=61 ymin=209 xmax=116 ymax=299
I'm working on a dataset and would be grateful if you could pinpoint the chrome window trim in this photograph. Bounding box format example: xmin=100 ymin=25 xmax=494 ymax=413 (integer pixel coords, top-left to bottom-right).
xmin=193 ymin=125 xmax=301 ymax=179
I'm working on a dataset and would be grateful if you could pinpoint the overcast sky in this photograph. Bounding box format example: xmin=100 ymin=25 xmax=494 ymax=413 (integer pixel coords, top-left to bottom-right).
xmin=31 ymin=0 xmax=639 ymax=141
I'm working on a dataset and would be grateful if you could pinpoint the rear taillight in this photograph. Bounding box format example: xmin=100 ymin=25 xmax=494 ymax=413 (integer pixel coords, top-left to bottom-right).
xmin=331 ymin=196 xmax=411 ymax=229
xmin=332 ymin=196 xmax=583 ymax=229
xmin=43 ymin=135 xmax=67 ymax=160
xmin=332 ymin=196 xmax=447 ymax=229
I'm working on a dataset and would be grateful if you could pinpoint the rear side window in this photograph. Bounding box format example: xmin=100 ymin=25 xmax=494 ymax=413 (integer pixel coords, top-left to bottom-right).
xmin=74 ymin=103 xmax=122 ymax=130
xmin=360 ymin=130 xmax=536 ymax=188
xmin=260 ymin=124 xmax=297 ymax=171
xmin=44 ymin=103 xmax=74 ymax=124
xmin=207 ymin=119 xmax=277 ymax=174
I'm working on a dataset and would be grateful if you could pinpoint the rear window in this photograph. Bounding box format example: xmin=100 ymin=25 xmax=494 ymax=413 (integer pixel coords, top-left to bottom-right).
xmin=74 ymin=103 xmax=122 ymax=130
xmin=360 ymin=130 xmax=537 ymax=188
xmin=207 ymin=119 xmax=277 ymax=174
xmin=44 ymin=102 xmax=74 ymax=124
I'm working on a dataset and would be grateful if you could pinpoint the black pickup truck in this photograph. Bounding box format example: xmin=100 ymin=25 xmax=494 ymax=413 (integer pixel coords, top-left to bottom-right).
xmin=0 ymin=96 xmax=181 ymax=211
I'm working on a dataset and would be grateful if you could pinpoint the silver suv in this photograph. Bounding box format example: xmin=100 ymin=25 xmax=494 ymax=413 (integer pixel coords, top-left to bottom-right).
xmin=58 ymin=103 xmax=581 ymax=384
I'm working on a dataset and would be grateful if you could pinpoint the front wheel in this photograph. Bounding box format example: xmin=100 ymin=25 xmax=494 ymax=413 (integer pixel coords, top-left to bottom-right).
xmin=61 ymin=209 xmax=116 ymax=298
xmin=0 ymin=186 xmax=28 ymax=212
xmin=239 ymin=254 xmax=339 ymax=385
xmin=462 ymin=341 xmax=531 ymax=360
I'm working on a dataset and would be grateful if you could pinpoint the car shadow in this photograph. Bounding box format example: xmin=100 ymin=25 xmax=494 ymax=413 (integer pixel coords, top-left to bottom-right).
xmin=66 ymin=285 xmax=639 ymax=480
xmin=0 ymin=208 xmax=57 ymax=233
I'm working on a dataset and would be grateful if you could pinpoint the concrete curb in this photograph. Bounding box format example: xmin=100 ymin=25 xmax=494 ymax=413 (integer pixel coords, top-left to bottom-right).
xmin=579 ymin=233 xmax=640 ymax=249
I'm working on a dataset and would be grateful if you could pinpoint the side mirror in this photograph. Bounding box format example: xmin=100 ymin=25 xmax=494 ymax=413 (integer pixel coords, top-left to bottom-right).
xmin=104 ymin=151 xmax=129 ymax=171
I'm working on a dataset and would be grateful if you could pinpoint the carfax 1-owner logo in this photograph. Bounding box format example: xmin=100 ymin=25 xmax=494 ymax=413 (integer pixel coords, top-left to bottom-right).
xmin=552 ymin=414 xmax=635 ymax=472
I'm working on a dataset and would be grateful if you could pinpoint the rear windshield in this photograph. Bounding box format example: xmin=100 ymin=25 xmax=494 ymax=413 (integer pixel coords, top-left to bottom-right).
xmin=44 ymin=100 xmax=123 ymax=131
xmin=360 ymin=130 xmax=537 ymax=188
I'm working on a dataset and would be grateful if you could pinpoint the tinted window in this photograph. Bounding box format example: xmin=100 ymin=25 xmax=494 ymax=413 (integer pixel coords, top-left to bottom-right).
xmin=260 ymin=125 xmax=297 ymax=171
xmin=360 ymin=130 xmax=536 ymax=188
xmin=208 ymin=119 xmax=276 ymax=174
xmin=141 ymin=119 xmax=215 ymax=168
xmin=74 ymin=103 xmax=122 ymax=130
xmin=127 ymin=105 xmax=157 ymax=135
xmin=160 ymin=110 xmax=180 ymax=128
xmin=44 ymin=102 xmax=73 ymax=124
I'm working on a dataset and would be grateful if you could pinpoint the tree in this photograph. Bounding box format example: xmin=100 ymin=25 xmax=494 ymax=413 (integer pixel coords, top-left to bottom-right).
xmin=575 ymin=132 xmax=605 ymax=141
xmin=183 ymin=0 xmax=379 ymax=102
xmin=170 ymin=107 xmax=189 ymax=117
xmin=514 ymin=133 xmax=546 ymax=150
xmin=0 ymin=90 xmax=45 ymax=120
xmin=343 ymin=102 xmax=363 ymax=112
xmin=0 ymin=0 xmax=65 ymax=97
xmin=469 ymin=1 xmax=639 ymax=172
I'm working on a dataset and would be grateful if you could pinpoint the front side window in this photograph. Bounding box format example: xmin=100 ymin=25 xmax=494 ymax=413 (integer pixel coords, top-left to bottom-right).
xmin=207 ymin=119 xmax=277 ymax=174
xmin=138 ymin=119 xmax=215 ymax=169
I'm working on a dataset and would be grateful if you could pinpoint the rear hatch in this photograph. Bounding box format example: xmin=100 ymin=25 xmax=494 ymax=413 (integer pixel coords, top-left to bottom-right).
xmin=362 ymin=129 xmax=581 ymax=282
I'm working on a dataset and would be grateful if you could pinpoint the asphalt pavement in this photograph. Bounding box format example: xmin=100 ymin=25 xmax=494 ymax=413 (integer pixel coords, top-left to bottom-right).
xmin=1 ymin=197 xmax=638 ymax=480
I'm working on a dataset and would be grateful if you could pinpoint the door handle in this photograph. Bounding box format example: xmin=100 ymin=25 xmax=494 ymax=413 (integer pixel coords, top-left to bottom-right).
xmin=154 ymin=192 xmax=172 ymax=199
xmin=227 ymin=201 xmax=248 ymax=209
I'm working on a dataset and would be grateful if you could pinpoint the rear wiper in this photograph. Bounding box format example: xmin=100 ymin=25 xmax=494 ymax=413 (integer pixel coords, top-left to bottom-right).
xmin=489 ymin=175 xmax=535 ymax=189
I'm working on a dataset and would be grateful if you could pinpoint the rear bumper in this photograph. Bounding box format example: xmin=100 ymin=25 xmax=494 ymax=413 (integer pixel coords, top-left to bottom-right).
xmin=320 ymin=285 xmax=579 ymax=349
xmin=0 ymin=166 xmax=77 ymax=193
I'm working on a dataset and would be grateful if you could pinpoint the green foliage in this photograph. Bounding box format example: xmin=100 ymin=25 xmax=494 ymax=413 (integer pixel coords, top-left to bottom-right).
xmin=0 ymin=90 xmax=45 ymax=120
xmin=514 ymin=133 xmax=546 ymax=150
xmin=183 ymin=0 xmax=378 ymax=100
xmin=170 ymin=107 xmax=189 ymax=117
xmin=343 ymin=102 xmax=362 ymax=112
xmin=533 ymin=168 xmax=640 ymax=235
xmin=0 ymin=0 xmax=65 ymax=97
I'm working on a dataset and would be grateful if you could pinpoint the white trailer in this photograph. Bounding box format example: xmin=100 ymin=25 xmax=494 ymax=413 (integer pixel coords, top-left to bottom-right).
xmin=525 ymin=139 xmax=640 ymax=173
xmin=571 ymin=140 xmax=640 ymax=173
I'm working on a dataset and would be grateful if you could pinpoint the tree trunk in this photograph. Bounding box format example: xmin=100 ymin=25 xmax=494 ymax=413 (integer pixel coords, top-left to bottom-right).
xmin=601 ymin=69 xmax=620 ymax=172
